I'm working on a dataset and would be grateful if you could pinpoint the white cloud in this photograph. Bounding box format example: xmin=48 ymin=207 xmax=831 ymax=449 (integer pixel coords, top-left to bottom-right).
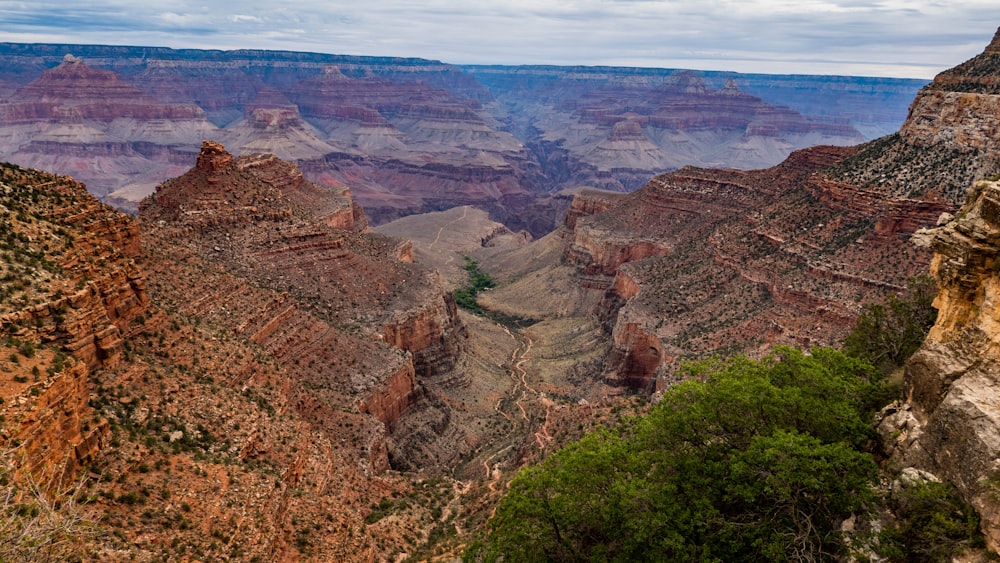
xmin=0 ymin=1 xmax=996 ymax=77
xmin=231 ymin=15 xmax=264 ymax=24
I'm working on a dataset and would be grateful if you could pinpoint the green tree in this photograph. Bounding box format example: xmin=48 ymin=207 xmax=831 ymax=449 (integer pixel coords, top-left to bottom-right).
xmin=453 ymin=256 xmax=495 ymax=313
xmin=466 ymin=347 xmax=884 ymax=562
xmin=843 ymin=275 xmax=937 ymax=375
xmin=879 ymin=480 xmax=984 ymax=562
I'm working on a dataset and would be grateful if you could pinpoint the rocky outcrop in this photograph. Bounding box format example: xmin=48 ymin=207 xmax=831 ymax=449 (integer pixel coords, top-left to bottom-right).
xmin=563 ymin=189 xmax=628 ymax=230
xmin=0 ymin=166 xmax=147 ymax=369
xmin=355 ymin=361 xmax=419 ymax=429
xmin=600 ymin=269 xmax=665 ymax=391
xmin=831 ymin=29 xmax=1000 ymax=205
xmin=881 ymin=179 xmax=1000 ymax=551
xmin=561 ymin=142 xmax=939 ymax=391
xmin=0 ymin=352 xmax=108 ymax=488
xmin=0 ymin=164 xmax=146 ymax=495
xmin=381 ymin=290 xmax=467 ymax=378
xmin=565 ymin=216 xmax=673 ymax=278
xmin=235 ymin=150 xmax=368 ymax=231
xmin=139 ymin=143 xmax=467 ymax=479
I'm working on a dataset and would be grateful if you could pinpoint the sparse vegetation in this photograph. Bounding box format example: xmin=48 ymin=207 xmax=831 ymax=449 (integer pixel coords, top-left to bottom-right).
xmin=843 ymin=275 xmax=937 ymax=375
xmin=0 ymin=459 xmax=97 ymax=562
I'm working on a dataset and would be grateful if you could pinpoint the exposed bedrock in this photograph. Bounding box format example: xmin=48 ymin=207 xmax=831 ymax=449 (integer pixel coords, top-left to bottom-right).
xmin=881 ymin=179 xmax=1000 ymax=550
xmin=1 ymin=355 xmax=109 ymax=489
xmin=381 ymin=291 xmax=467 ymax=379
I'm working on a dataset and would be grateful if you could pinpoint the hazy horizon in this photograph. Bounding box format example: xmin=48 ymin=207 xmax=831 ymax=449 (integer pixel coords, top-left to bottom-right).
xmin=1 ymin=1 xmax=998 ymax=79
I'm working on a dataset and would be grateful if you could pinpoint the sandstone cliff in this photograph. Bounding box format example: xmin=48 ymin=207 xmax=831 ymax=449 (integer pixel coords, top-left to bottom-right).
xmin=549 ymin=144 xmax=941 ymax=391
xmin=0 ymin=163 xmax=147 ymax=494
xmin=881 ymin=178 xmax=1000 ymax=551
xmin=0 ymin=144 xmax=492 ymax=559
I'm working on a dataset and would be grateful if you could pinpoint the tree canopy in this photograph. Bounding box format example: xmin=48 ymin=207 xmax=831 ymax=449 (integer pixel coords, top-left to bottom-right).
xmin=465 ymin=347 xmax=885 ymax=562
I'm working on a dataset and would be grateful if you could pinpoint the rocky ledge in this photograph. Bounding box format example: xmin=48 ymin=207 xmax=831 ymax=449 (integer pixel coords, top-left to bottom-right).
xmin=140 ymin=142 xmax=467 ymax=471
xmin=881 ymin=178 xmax=1000 ymax=550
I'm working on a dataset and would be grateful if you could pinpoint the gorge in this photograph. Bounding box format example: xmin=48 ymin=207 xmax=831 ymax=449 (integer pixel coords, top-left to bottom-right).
xmin=2 ymin=28 xmax=1000 ymax=561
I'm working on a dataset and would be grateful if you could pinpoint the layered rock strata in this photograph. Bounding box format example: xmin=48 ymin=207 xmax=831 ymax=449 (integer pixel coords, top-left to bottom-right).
xmin=0 ymin=164 xmax=146 ymax=490
xmin=881 ymin=179 xmax=1000 ymax=550
xmin=0 ymin=164 xmax=147 ymax=368
xmin=560 ymin=145 xmax=943 ymax=391
xmin=140 ymin=142 xmax=466 ymax=464
xmin=0 ymin=43 xmax=928 ymax=235
xmin=831 ymin=29 xmax=1000 ymax=205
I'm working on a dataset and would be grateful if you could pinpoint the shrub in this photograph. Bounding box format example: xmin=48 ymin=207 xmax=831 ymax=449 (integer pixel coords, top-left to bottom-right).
xmin=467 ymin=347 xmax=884 ymax=562
xmin=843 ymin=275 xmax=937 ymax=375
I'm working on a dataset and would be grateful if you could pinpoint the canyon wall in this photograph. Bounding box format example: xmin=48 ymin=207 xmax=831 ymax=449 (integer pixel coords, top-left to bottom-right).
xmin=881 ymin=179 xmax=1000 ymax=551
xmin=557 ymin=144 xmax=943 ymax=392
xmin=0 ymin=165 xmax=147 ymax=491
xmin=0 ymin=43 xmax=925 ymax=236
xmin=140 ymin=142 xmax=466 ymax=470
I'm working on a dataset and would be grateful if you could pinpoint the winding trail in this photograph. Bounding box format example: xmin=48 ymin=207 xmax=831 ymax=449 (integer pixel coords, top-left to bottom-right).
xmin=500 ymin=326 xmax=554 ymax=450
xmin=428 ymin=206 xmax=469 ymax=251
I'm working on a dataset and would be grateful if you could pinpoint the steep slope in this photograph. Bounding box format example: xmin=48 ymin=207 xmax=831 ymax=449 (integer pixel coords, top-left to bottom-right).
xmin=0 ymin=143 xmax=537 ymax=560
xmin=0 ymin=55 xmax=218 ymax=203
xmin=477 ymin=28 xmax=1000 ymax=394
xmin=0 ymin=147 xmax=628 ymax=559
xmin=880 ymin=177 xmax=1000 ymax=551
xmin=485 ymin=146 xmax=941 ymax=392
xmin=829 ymin=27 xmax=1000 ymax=205
xmin=140 ymin=141 xmax=465 ymax=378
xmin=0 ymin=162 xmax=145 ymax=488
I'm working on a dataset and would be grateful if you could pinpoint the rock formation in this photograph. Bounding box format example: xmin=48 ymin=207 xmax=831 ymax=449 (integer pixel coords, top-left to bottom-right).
xmin=0 ymin=164 xmax=147 ymax=369
xmin=830 ymin=31 xmax=1000 ymax=206
xmin=0 ymin=55 xmax=218 ymax=203
xmin=141 ymin=141 xmax=465 ymax=375
xmin=0 ymin=43 xmax=925 ymax=235
xmin=491 ymin=29 xmax=1000 ymax=394
xmin=0 ymin=141 xmax=489 ymax=559
xmin=0 ymin=163 xmax=146 ymax=496
xmin=880 ymin=178 xmax=1000 ymax=550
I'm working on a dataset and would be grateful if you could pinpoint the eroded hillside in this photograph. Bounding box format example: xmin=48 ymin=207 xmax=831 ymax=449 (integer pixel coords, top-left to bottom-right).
xmin=0 ymin=142 xmax=630 ymax=561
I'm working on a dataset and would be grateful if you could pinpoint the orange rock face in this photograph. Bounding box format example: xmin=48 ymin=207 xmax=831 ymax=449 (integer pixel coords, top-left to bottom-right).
xmin=381 ymin=291 xmax=467 ymax=377
xmin=0 ymin=164 xmax=144 ymax=488
xmin=1 ymin=352 xmax=108 ymax=488
xmin=355 ymin=361 xmax=418 ymax=429
xmin=0 ymin=166 xmax=147 ymax=370
xmin=140 ymin=142 xmax=466 ymax=467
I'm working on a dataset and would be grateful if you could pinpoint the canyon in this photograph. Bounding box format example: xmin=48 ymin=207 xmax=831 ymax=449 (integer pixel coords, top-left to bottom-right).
xmin=2 ymin=27 xmax=1000 ymax=561
xmin=0 ymin=43 xmax=923 ymax=235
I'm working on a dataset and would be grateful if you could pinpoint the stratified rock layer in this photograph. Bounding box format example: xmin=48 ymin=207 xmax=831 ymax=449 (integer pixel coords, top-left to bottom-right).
xmin=140 ymin=142 xmax=466 ymax=460
xmin=881 ymin=179 xmax=1000 ymax=551
xmin=0 ymin=163 xmax=146 ymax=490
xmin=0 ymin=44 xmax=926 ymax=234
xmin=551 ymin=144 xmax=943 ymax=391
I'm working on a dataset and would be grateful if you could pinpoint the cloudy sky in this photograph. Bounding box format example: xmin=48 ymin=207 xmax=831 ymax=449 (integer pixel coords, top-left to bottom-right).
xmin=1 ymin=1 xmax=998 ymax=78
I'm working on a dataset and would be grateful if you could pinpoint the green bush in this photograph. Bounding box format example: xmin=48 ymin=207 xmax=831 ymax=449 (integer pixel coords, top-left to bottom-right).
xmin=879 ymin=480 xmax=984 ymax=562
xmin=466 ymin=347 xmax=884 ymax=562
xmin=843 ymin=275 xmax=937 ymax=375
xmin=453 ymin=256 xmax=495 ymax=314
